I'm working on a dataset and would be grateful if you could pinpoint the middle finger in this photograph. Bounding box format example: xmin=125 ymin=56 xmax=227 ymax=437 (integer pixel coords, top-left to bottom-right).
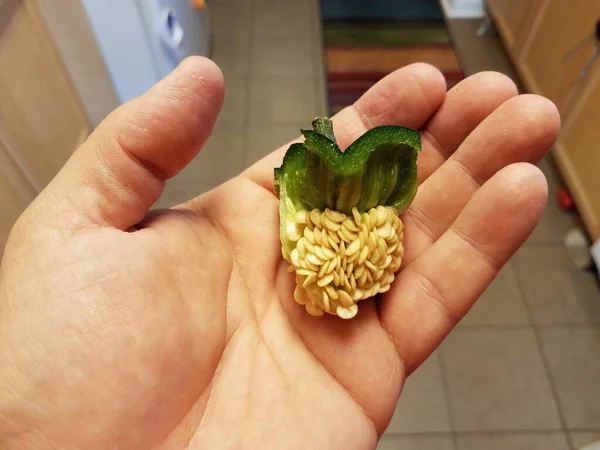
xmin=402 ymin=94 xmax=560 ymax=265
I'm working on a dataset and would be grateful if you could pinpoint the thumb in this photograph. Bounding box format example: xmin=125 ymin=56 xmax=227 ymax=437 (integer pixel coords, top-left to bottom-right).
xmin=29 ymin=56 xmax=224 ymax=231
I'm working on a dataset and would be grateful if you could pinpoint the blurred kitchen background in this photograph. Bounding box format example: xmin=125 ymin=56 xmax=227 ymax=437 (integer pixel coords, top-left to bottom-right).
xmin=1 ymin=0 xmax=599 ymax=449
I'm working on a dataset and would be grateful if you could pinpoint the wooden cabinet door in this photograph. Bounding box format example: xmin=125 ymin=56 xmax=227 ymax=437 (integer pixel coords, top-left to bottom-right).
xmin=488 ymin=0 xmax=542 ymax=53
xmin=0 ymin=0 xmax=90 ymax=193
xmin=0 ymin=138 xmax=34 ymax=254
xmin=555 ymin=67 xmax=600 ymax=241
xmin=518 ymin=0 xmax=600 ymax=118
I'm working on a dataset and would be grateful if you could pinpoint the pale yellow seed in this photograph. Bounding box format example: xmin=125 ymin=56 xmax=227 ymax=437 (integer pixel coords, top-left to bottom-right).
xmin=288 ymin=265 xmax=296 ymax=273
xmin=305 ymin=213 xmax=313 ymax=229
xmin=313 ymin=228 xmax=322 ymax=246
xmin=325 ymin=208 xmax=346 ymax=223
xmin=372 ymin=281 xmax=381 ymax=294
xmin=337 ymin=289 xmax=354 ymax=308
xmin=343 ymin=273 xmax=352 ymax=290
xmin=318 ymin=273 xmax=334 ymax=287
xmin=307 ymin=254 xmax=325 ymax=266
xmin=297 ymin=238 xmax=307 ymax=259
xmin=354 ymin=264 xmax=365 ymax=280
xmin=297 ymin=268 xmax=312 ymax=276
xmin=366 ymin=269 xmax=373 ymax=284
xmin=322 ymin=291 xmax=330 ymax=312
xmin=365 ymin=260 xmax=377 ymax=272
xmin=385 ymin=242 xmax=397 ymax=255
xmin=341 ymin=256 xmax=347 ymax=270
xmin=378 ymin=222 xmax=393 ymax=239
xmin=336 ymin=304 xmax=358 ymax=320
xmin=381 ymin=254 xmax=392 ymax=269
xmin=358 ymin=230 xmax=365 ymax=249
xmin=368 ymin=232 xmax=377 ymax=252
xmin=374 ymin=269 xmax=385 ymax=281
xmin=291 ymin=249 xmax=300 ymax=267
xmin=340 ymin=240 xmax=347 ymax=258
xmin=295 ymin=210 xmax=308 ymax=224
xmin=337 ymin=266 xmax=345 ymax=286
xmin=339 ymin=227 xmax=357 ymax=243
xmin=346 ymin=251 xmax=359 ymax=264
xmin=350 ymin=274 xmax=357 ymax=291
xmin=325 ymin=257 xmax=338 ymax=275
xmin=361 ymin=213 xmax=370 ymax=230
xmin=332 ymin=269 xmax=341 ymax=286
xmin=304 ymin=227 xmax=316 ymax=244
xmin=294 ymin=286 xmax=308 ymax=305
xmin=379 ymin=283 xmax=391 ymax=293
xmin=343 ymin=218 xmax=360 ymax=232
xmin=359 ymin=270 xmax=368 ymax=286
xmin=352 ymin=207 xmax=361 ymax=225
xmin=346 ymin=262 xmax=354 ymax=279
xmin=328 ymin=235 xmax=339 ymax=252
xmin=322 ymin=246 xmax=336 ymax=260
xmin=386 ymin=207 xmax=394 ymax=223
xmin=378 ymin=238 xmax=387 ymax=256
xmin=323 ymin=215 xmax=342 ymax=232
xmin=376 ymin=206 xmax=387 ymax=227
xmin=346 ymin=239 xmax=361 ymax=256
xmin=328 ymin=230 xmax=341 ymax=244
xmin=358 ymin=246 xmax=369 ymax=266
xmin=370 ymin=249 xmax=381 ymax=266
xmin=353 ymin=288 xmax=363 ymax=301
xmin=303 ymin=272 xmax=317 ymax=287
xmin=286 ymin=225 xmax=302 ymax=242
xmin=325 ymin=285 xmax=339 ymax=300
xmin=310 ymin=209 xmax=322 ymax=228
xmin=318 ymin=262 xmax=328 ymax=278
xmin=369 ymin=208 xmax=378 ymax=228
xmin=321 ymin=234 xmax=332 ymax=249
xmin=314 ymin=245 xmax=327 ymax=261
xmin=306 ymin=302 xmax=324 ymax=316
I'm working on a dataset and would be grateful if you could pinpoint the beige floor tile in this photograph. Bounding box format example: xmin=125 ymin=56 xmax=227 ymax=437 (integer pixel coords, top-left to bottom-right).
xmin=246 ymin=123 xmax=305 ymax=166
xmin=153 ymin=182 xmax=215 ymax=210
xmin=527 ymin=155 xmax=579 ymax=244
xmin=538 ymin=326 xmax=600 ymax=429
xmin=386 ymin=352 xmax=451 ymax=433
xmin=209 ymin=1 xmax=252 ymax=38
xmin=570 ymin=432 xmax=600 ymax=449
xmin=218 ymin=76 xmax=248 ymax=125
xmin=440 ymin=328 xmax=561 ymax=431
xmin=512 ymin=246 xmax=600 ymax=324
xmin=252 ymin=37 xmax=316 ymax=76
xmin=456 ymin=432 xmax=569 ymax=450
xmin=459 ymin=262 xmax=530 ymax=326
xmin=249 ymin=76 xmax=317 ymax=124
xmin=211 ymin=35 xmax=250 ymax=80
xmin=163 ymin=123 xmax=245 ymax=195
xmin=252 ymin=0 xmax=312 ymax=38
xmin=377 ymin=434 xmax=455 ymax=450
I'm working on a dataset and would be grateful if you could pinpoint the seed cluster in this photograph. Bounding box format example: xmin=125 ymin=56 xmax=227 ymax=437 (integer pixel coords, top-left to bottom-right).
xmin=286 ymin=206 xmax=403 ymax=319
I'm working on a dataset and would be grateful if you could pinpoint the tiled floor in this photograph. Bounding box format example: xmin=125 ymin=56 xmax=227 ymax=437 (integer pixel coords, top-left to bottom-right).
xmin=155 ymin=2 xmax=600 ymax=449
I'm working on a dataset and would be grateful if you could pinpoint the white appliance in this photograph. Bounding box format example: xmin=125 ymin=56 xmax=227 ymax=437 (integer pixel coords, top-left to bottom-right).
xmin=440 ymin=0 xmax=484 ymax=18
xmin=81 ymin=0 xmax=211 ymax=104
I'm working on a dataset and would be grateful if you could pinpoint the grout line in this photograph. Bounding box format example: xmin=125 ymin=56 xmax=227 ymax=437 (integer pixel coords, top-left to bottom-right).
xmin=383 ymin=429 xmax=583 ymax=437
xmin=241 ymin=0 xmax=255 ymax=171
xmin=435 ymin=350 xmax=459 ymax=449
xmin=512 ymin=267 xmax=576 ymax=450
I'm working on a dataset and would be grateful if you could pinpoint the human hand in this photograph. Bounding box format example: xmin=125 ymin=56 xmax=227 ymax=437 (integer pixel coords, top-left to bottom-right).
xmin=0 ymin=57 xmax=559 ymax=449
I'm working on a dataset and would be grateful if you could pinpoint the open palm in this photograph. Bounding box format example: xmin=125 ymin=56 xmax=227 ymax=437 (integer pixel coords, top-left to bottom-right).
xmin=0 ymin=58 xmax=559 ymax=449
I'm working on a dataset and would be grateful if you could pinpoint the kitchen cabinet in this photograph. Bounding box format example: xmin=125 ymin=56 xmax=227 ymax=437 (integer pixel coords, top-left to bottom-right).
xmin=487 ymin=0 xmax=541 ymax=55
xmin=556 ymin=67 xmax=600 ymax=241
xmin=0 ymin=0 xmax=93 ymax=250
xmin=488 ymin=0 xmax=600 ymax=241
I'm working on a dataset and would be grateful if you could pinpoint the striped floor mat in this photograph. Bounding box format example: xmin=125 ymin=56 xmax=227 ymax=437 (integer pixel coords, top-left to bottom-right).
xmin=322 ymin=20 xmax=464 ymax=115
